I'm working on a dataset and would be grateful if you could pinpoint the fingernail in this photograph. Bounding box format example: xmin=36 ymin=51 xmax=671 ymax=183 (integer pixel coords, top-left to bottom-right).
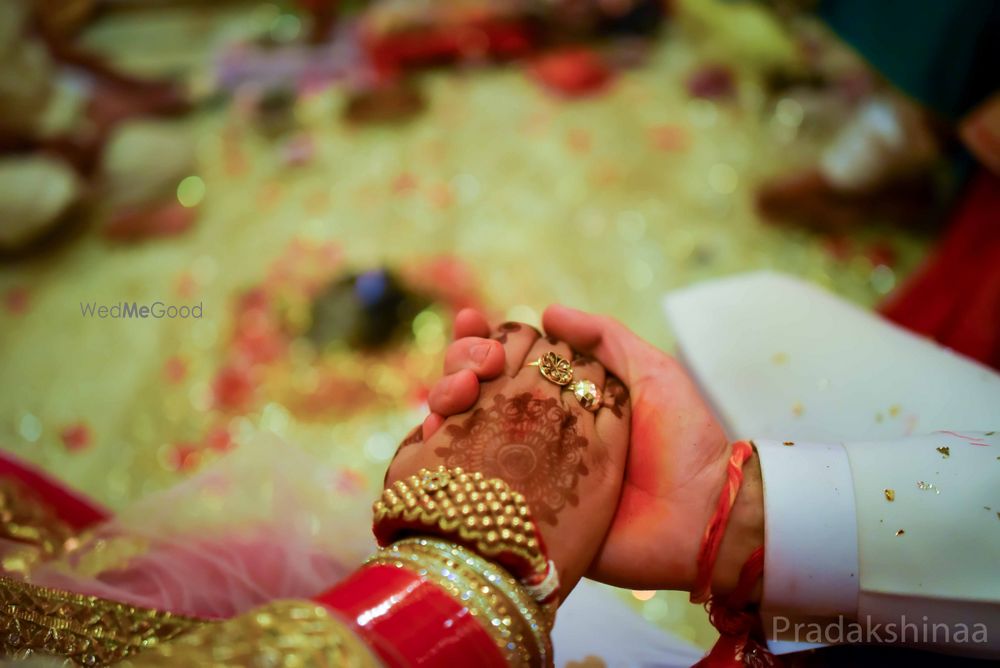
xmin=471 ymin=342 xmax=492 ymax=364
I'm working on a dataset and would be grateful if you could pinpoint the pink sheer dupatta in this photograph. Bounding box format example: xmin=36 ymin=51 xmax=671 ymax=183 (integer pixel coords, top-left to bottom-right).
xmin=2 ymin=431 xmax=376 ymax=619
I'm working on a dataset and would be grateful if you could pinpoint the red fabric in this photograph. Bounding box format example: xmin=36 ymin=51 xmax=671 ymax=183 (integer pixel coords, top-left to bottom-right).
xmin=881 ymin=169 xmax=1000 ymax=370
xmin=365 ymin=20 xmax=536 ymax=76
xmin=315 ymin=563 xmax=508 ymax=668
xmin=690 ymin=440 xmax=754 ymax=604
xmin=0 ymin=451 xmax=109 ymax=530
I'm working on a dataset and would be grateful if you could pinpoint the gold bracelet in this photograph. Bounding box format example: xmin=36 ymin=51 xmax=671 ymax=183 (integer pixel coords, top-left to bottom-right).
xmin=373 ymin=467 xmax=550 ymax=590
xmin=367 ymin=537 xmax=552 ymax=667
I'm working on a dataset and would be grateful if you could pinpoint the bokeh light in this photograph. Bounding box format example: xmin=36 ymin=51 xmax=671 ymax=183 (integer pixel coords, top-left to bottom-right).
xmin=177 ymin=175 xmax=206 ymax=208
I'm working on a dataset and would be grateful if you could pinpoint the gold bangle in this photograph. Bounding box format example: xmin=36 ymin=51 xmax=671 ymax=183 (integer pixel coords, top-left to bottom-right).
xmin=368 ymin=537 xmax=552 ymax=667
xmin=373 ymin=467 xmax=549 ymax=587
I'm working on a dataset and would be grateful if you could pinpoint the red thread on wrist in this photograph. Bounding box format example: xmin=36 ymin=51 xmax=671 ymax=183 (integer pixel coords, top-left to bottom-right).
xmin=690 ymin=439 xmax=754 ymax=604
xmin=690 ymin=441 xmax=777 ymax=668
xmin=707 ymin=546 xmax=765 ymax=632
xmin=695 ymin=547 xmax=777 ymax=668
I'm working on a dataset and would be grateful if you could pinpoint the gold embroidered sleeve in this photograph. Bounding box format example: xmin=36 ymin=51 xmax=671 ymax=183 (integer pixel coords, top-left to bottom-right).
xmin=1 ymin=575 xmax=381 ymax=668
xmin=120 ymin=600 xmax=381 ymax=668
xmin=0 ymin=575 xmax=199 ymax=665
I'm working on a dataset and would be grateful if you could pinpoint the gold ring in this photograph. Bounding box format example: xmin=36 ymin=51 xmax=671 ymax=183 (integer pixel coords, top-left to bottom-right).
xmin=567 ymin=379 xmax=602 ymax=412
xmin=528 ymin=351 xmax=573 ymax=386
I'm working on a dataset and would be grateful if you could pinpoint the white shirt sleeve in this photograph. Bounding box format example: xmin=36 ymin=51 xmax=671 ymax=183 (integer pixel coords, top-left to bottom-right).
xmin=755 ymin=431 xmax=1000 ymax=658
xmin=660 ymin=272 xmax=1000 ymax=656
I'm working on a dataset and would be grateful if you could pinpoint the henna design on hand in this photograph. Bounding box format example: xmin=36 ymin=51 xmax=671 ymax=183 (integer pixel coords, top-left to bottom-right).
xmin=400 ymin=425 xmax=423 ymax=448
xmin=435 ymin=392 xmax=590 ymax=525
xmin=604 ymin=376 xmax=629 ymax=420
xmin=494 ymin=322 xmax=542 ymax=344
xmin=494 ymin=322 xmax=522 ymax=343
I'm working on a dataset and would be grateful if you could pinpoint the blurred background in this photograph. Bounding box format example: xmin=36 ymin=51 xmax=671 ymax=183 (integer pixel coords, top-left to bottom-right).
xmin=1 ymin=0 xmax=997 ymax=651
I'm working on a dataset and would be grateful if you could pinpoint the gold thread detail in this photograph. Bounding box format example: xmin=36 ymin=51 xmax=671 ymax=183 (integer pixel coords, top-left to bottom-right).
xmin=0 ymin=479 xmax=77 ymax=575
xmin=120 ymin=600 xmax=380 ymax=667
xmin=0 ymin=575 xmax=199 ymax=665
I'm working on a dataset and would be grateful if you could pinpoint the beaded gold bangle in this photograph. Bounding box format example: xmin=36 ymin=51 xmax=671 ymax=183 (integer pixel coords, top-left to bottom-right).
xmin=367 ymin=537 xmax=552 ymax=668
xmin=373 ymin=467 xmax=551 ymax=594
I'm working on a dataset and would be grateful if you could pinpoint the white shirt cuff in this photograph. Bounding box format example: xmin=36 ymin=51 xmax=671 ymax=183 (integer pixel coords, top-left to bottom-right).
xmin=754 ymin=438 xmax=860 ymax=626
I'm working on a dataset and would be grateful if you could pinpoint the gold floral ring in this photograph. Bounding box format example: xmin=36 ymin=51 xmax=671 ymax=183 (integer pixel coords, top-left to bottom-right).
xmin=527 ymin=351 xmax=573 ymax=386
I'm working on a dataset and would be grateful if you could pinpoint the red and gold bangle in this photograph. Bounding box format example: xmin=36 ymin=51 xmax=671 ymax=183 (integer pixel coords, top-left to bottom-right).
xmin=373 ymin=467 xmax=558 ymax=609
xmin=316 ymin=556 xmax=510 ymax=668
xmin=365 ymin=537 xmax=552 ymax=667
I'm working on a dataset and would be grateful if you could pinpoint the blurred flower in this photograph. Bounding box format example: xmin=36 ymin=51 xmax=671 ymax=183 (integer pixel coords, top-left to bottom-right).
xmin=60 ymin=423 xmax=91 ymax=452
xmin=4 ymin=286 xmax=30 ymax=315
xmin=212 ymin=364 xmax=256 ymax=412
xmin=529 ymin=48 xmax=614 ymax=98
xmin=686 ymin=64 xmax=735 ymax=100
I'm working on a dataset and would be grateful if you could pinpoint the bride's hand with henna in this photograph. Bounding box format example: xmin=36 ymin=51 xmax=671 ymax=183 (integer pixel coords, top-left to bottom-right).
xmin=384 ymin=323 xmax=631 ymax=598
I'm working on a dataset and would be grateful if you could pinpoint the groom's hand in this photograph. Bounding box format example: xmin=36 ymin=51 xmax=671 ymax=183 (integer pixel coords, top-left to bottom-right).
xmin=541 ymin=305 xmax=763 ymax=596
xmin=430 ymin=306 xmax=764 ymax=597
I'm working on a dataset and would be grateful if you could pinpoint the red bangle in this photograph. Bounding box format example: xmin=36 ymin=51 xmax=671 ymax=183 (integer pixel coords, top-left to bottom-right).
xmin=690 ymin=440 xmax=755 ymax=604
xmin=314 ymin=563 xmax=508 ymax=668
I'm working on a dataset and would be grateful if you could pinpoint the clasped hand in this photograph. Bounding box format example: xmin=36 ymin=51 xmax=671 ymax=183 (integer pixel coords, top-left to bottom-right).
xmin=384 ymin=305 xmax=764 ymax=601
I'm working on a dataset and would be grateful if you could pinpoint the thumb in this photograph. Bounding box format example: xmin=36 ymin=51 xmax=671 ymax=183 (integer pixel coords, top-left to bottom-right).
xmin=542 ymin=305 xmax=651 ymax=383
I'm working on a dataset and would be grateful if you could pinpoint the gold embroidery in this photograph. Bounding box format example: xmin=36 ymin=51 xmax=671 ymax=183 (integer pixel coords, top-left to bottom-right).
xmin=368 ymin=537 xmax=552 ymax=668
xmin=0 ymin=575 xmax=199 ymax=665
xmin=0 ymin=578 xmax=379 ymax=667
xmin=0 ymin=479 xmax=76 ymax=575
xmin=121 ymin=600 xmax=380 ymax=668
